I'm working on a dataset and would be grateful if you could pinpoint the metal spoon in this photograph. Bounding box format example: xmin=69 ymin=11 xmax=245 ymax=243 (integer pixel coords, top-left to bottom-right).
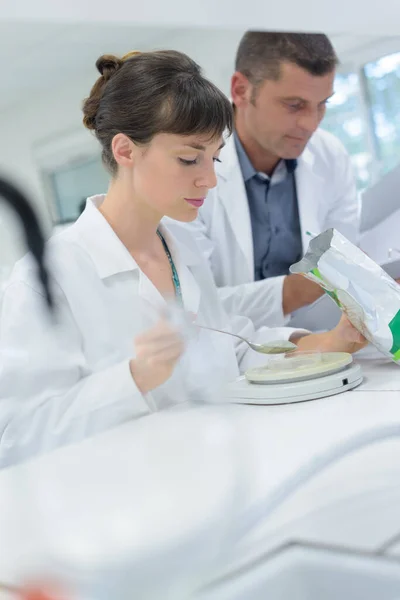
xmin=197 ymin=325 xmax=297 ymax=355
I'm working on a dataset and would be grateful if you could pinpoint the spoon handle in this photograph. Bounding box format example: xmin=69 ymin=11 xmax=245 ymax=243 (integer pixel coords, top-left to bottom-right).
xmin=197 ymin=324 xmax=251 ymax=347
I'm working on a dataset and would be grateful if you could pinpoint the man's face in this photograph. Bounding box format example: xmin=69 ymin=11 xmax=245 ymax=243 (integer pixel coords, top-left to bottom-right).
xmin=232 ymin=61 xmax=335 ymax=159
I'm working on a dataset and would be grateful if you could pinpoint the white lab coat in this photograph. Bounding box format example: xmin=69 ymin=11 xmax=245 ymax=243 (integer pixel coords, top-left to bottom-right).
xmin=0 ymin=196 xmax=305 ymax=466
xmin=167 ymin=129 xmax=360 ymax=329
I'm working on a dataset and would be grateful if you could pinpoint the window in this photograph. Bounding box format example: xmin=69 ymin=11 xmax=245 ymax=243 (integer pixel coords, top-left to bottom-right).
xmin=49 ymin=156 xmax=109 ymax=224
xmin=322 ymin=73 xmax=372 ymax=190
xmin=364 ymin=52 xmax=400 ymax=175
xmin=34 ymin=129 xmax=109 ymax=225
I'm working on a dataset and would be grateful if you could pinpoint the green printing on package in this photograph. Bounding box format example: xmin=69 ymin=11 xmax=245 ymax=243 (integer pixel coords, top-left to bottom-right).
xmin=389 ymin=309 xmax=400 ymax=358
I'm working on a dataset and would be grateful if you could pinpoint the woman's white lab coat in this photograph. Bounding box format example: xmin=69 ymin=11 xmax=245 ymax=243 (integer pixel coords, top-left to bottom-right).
xmin=0 ymin=196 xmax=305 ymax=466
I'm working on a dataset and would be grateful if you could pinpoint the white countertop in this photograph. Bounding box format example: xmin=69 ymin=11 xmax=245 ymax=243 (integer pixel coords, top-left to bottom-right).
xmin=1 ymin=350 xmax=400 ymax=597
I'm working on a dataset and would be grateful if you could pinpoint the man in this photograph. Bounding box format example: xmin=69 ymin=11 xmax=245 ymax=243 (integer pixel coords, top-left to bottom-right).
xmin=174 ymin=31 xmax=359 ymax=329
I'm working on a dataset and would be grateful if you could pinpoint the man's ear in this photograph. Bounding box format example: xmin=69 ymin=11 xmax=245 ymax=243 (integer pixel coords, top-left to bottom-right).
xmin=231 ymin=71 xmax=253 ymax=108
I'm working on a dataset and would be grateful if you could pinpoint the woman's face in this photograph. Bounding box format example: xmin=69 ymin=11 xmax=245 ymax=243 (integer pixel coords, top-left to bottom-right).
xmin=126 ymin=132 xmax=224 ymax=221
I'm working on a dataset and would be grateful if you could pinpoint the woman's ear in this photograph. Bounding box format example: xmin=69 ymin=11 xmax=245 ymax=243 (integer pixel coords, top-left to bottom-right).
xmin=111 ymin=133 xmax=136 ymax=168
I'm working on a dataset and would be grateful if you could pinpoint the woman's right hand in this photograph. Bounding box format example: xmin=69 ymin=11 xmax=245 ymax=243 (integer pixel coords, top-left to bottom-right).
xmin=130 ymin=320 xmax=185 ymax=394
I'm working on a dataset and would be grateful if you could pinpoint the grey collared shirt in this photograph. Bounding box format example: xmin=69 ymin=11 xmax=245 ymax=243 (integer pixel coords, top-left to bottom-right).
xmin=234 ymin=133 xmax=303 ymax=281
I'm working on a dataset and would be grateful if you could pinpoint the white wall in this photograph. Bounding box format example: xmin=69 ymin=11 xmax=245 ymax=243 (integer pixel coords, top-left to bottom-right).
xmin=3 ymin=0 xmax=400 ymax=36
xmin=0 ymin=71 xmax=104 ymax=268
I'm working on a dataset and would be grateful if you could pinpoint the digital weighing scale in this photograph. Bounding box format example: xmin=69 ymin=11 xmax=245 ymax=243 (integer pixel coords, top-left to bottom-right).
xmin=225 ymin=352 xmax=363 ymax=405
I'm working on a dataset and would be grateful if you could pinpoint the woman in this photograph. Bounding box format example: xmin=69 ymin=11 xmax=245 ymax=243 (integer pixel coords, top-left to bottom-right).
xmin=0 ymin=50 xmax=365 ymax=465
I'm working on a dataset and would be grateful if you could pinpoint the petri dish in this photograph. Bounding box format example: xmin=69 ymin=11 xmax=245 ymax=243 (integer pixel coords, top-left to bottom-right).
xmin=245 ymin=352 xmax=353 ymax=384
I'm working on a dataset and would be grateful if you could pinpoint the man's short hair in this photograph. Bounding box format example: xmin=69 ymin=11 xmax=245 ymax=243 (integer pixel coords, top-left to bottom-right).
xmin=235 ymin=31 xmax=338 ymax=86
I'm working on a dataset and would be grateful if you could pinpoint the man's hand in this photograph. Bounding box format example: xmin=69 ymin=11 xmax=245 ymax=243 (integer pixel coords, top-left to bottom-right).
xmin=282 ymin=273 xmax=324 ymax=315
xmin=292 ymin=314 xmax=367 ymax=354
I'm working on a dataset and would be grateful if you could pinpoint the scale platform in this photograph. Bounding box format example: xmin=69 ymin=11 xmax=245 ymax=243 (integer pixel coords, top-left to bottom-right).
xmin=225 ymin=353 xmax=363 ymax=405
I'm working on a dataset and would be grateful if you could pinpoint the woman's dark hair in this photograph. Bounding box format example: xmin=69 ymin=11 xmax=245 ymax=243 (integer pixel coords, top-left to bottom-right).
xmin=82 ymin=50 xmax=233 ymax=175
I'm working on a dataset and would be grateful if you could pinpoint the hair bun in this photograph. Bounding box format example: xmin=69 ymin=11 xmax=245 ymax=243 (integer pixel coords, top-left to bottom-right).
xmin=95 ymin=54 xmax=123 ymax=80
xmin=82 ymin=113 xmax=96 ymax=131
xmin=82 ymin=55 xmax=123 ymax=131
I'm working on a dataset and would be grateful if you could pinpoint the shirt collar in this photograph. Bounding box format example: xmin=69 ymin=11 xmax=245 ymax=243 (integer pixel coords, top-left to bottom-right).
xmin=234 ymin=132 xmax=257 ymax=182
xmin=234 ymin=131 xmax=297 ymax=183
xmin=61 ymin=195 xmax=199 ymax=279
xmin=285 ymin=158 xmax=297 ymax=174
